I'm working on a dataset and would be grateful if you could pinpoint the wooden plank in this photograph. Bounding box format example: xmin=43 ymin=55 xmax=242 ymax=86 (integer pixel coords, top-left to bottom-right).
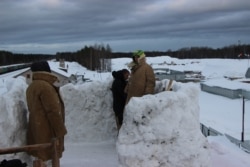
xmin=0 ymin=143 xmax=51 ymax=155
xmin=166 ymin=79 xmax=173 ymax=91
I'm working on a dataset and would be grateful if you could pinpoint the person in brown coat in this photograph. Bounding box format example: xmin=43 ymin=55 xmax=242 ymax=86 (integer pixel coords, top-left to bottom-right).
xmin=26 ymin=61 xmax=67 ymax=162
xmin=125 ymin=50 xmax=155 ymax=104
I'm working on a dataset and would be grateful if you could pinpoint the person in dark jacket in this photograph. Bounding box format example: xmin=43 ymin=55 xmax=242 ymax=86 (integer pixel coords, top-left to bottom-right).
xmin=26 ymin=61 xmax=67 ymax=162
xmin=111 ymin=69 xmax=130 ymax=130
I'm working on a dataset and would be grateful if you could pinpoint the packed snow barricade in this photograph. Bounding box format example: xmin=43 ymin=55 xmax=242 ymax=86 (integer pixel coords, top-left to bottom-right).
xmin=116 ymin=82 xmax=211 ymax=167
xmin=60 ymin=79 xmax=118 ymax=142
xmin=0 ymin=77 xmax=29 ymax=161
xmin=0 ymin=76 xmax=210 ymax=167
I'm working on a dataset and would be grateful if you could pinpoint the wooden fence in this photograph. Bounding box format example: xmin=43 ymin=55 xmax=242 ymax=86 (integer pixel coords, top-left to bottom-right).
xmin=0 ymin=138 xmax=59 ymax=167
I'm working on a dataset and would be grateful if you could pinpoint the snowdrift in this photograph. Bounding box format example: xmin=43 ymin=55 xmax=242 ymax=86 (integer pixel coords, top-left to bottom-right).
xmin=0 ymin=76 xmax=210 ymax=167
xmin=117 ymin=82 xmax=211 ymax=167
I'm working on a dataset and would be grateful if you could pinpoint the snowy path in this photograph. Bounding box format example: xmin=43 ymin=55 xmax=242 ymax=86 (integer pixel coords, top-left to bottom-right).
xmin=61 ymin=142 xmax=118 ymax=167
xmin=60 ymin=137 xmax=250 ymax=167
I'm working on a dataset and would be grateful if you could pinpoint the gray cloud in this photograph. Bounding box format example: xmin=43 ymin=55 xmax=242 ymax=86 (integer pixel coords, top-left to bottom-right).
xmin=0 ymin=0 xmax=250 ymax=54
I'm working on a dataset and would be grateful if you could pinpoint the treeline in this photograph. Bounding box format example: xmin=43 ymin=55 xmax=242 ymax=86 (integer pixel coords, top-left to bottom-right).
xmin=0 ymin=50 xmax=54 ymax=66
xmin=55 ymin=44 xmax=112 ymax=71
xmin=112 ymin=44 xmax=250 ymax=59
xmin=167 ymin=44 xmax=250 ymax=59
xmin=0 ymin=44 xmax=112 ymax=72
xmin=1 ymin=44 xmax=250 ymax=70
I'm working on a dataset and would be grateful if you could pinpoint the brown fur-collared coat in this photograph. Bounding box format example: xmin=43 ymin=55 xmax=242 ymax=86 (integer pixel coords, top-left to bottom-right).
xmin=125 ymin=58 xmax=155 ymax=104
xmin=26 ymin=72 xmax=67 ymax=161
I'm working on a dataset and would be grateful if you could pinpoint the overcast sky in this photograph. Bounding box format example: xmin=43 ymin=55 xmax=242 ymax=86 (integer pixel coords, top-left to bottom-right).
xmin=0 ymin=0 xmax=250 ymax=54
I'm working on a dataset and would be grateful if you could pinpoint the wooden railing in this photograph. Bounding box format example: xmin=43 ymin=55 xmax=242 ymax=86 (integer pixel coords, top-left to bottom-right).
xmin=0 ymin=138 xmax=59 ymax=167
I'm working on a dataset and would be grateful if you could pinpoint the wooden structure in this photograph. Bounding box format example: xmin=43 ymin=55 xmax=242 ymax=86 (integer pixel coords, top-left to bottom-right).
xmin=15 ymin=68 xmax=70 ymax=87
xmin=154 ymin=68 xmax=204 ymax=82
xmin=0 ymin=138 xmax=60 ymax=167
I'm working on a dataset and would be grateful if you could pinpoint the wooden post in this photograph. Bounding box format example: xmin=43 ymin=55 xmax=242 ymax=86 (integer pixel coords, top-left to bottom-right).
xmin=241 ymin=96 xmax=245 ymax=142
xmin=33 ymin=159 xmax=46 ymax=167
xmin=166 ymin=79 xmax=173 ymax=91
xmin=51 ymin=138 xmax=59 ymax=167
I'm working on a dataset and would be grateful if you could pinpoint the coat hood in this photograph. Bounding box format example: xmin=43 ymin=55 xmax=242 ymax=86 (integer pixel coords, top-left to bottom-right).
xmin=128 ymin=50 xmax=147 ymax=70
xmin=31 ymin=61 xmax=51 ymax=73
xmin=112 ymin=70 xmax=124 ymax=80
xmin=128 ymin=58 xmax=146 ymax=71
xmin=32 ymin=72 xmax=58 ymax=84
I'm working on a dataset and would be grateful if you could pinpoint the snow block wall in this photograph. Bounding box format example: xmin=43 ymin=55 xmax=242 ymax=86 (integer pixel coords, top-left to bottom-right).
xmin=60 ymin=79 xmax=118 ymax=143
xmin=0 ymin=77 xmax=29 ymax=160
xmin=0 ymin=76 xmax=211 ymax=167
xmin=116 ymin=82 xmax=211 ymax=167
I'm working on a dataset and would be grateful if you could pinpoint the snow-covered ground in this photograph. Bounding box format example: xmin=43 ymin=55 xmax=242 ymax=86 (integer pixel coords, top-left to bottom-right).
xmin=0 ymin=56 xmax=250 ymax=167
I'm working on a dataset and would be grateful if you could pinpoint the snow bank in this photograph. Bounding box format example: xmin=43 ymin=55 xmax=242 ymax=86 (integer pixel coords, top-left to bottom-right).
xmin=116 ymin=82 xmax=211 ymax=167
xmin=60 ymin=78 xmax=117 ymax=143
xmin=0 ymin=77 xmax=29 ymax=160
xmin=0 ymin=76 xmax=211 ymax=167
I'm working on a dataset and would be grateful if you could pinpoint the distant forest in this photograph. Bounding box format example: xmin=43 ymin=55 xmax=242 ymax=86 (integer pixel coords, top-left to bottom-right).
xmin=1 ymin=44 xmax=249 ymax=71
